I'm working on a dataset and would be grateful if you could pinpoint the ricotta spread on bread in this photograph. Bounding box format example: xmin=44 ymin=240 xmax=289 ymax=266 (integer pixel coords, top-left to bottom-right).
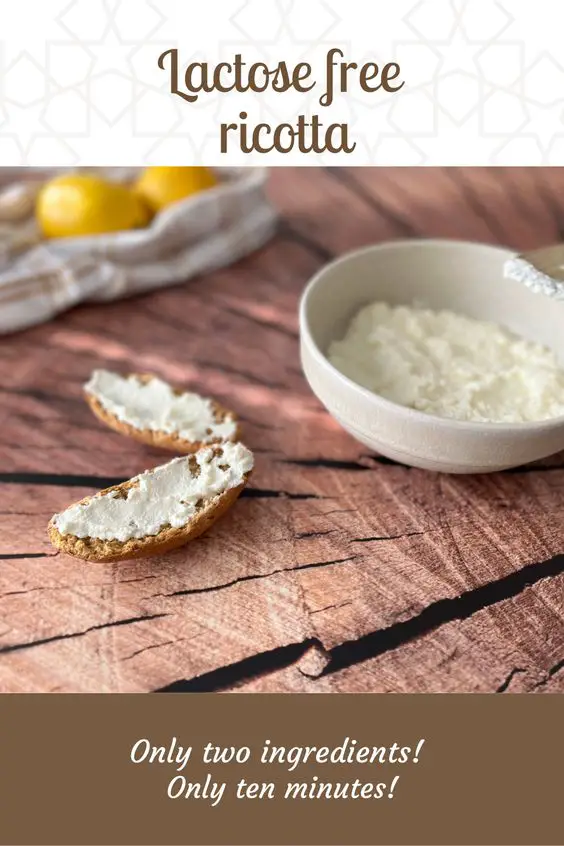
xmin=53 ymin=442 xmax=253 ymax=542
xmin=85 ymin=369 xmax=237 ymax=444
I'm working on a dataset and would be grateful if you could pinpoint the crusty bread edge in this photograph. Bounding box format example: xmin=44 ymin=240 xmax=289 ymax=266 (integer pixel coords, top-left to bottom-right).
xmin=48 ymin=472 xmax=251 ymax=563
xmin=85 ymin=373 xmax=241 ymax=454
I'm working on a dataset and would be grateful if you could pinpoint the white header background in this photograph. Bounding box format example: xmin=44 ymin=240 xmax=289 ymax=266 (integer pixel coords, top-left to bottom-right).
xmin=2 ymin=0 xmax=564 ymax=165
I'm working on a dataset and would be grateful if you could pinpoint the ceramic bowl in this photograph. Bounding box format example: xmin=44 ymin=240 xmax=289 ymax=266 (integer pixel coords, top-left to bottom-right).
xmin=299 ymin=239 xmax=564 ymax=473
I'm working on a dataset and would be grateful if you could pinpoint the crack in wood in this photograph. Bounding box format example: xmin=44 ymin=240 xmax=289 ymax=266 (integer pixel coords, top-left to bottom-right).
xmin=0 ymin=472 xmax=324 ymax=501
xmin=0 ymin=552 xmax=54 ymax=559
xmin=0 ymin=471 xmax=127 ymax=488
xmin=242 ymin=488 xmax=325 ymax=500
xmin=2 ymin=460 xmax=560 ymax=496
xmin=1 ymin=586 xmax=57 ymax=597
xmin=310 ymin=600 xmax=353 ymax=615
xmin=365 ymin=454 xmax=409 ymax=468
xmin=154 ymin=638 xmax=325 ymax=692
xmin=116 ymin=575 xmax=159 ymax=585
xmin=533 ymin=656 xmax=564 ymax=689
xmin=155 ymin=554 xmax=564 ymax=692
xmin=321 ymin=553 xmax=564 ymax=677
xmin=122 ymin=639 xmax=178 ymax=662
xmin=0 ymin=613 xmax=169 ymax=654
xmin=496 ymin=667 xmax=527 ymax=693
xmin=351 ymin=531 xmax=427 ymax=543
xmin=152 ymin=556 xmax=359 ymax=600
xmin=294 ymin=529 xmax=336 ymax=539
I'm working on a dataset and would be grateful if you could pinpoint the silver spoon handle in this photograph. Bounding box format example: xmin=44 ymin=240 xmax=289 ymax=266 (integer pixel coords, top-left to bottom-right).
xmin=504 ymin=254 xmax=564 ymax=300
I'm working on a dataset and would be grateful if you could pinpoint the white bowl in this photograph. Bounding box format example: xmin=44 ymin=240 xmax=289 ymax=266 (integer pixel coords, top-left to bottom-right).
xmin=299 ymin=239 xmax=564 ymax=473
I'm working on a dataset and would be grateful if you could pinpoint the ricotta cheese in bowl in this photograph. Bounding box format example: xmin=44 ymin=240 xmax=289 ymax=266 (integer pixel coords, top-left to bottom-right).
xmin=299 ymin=239 xmax=564 ymax=472
xmin=328 ymin=302 xmax=564 ymax=424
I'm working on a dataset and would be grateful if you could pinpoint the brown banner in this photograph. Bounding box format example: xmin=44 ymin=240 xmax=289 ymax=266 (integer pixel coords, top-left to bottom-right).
xmin=0 ymin=694 xmax=562 ymax=846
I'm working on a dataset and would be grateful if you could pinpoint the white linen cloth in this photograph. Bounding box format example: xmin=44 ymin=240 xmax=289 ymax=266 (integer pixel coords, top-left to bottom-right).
xmin=0 ymin=168 xmax=276 ymax=334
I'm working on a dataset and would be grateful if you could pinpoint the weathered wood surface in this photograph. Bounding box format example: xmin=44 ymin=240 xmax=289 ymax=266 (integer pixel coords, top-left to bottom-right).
xmin=1 ymin=167 xmax=564 ymax=693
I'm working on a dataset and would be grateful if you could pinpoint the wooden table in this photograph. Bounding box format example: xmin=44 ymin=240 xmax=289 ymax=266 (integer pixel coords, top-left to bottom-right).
xmin=1 ymin=167 xmax=563 ymax=693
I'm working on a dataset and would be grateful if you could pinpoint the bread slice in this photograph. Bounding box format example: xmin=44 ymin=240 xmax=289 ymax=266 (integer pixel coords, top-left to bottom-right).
xmin=48 ymin=442 xmax=253 ymax=562
xmin=84 ymin=369 xmax=240 ymax=454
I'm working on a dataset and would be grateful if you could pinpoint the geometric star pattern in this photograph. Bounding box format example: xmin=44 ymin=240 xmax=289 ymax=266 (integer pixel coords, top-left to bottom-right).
xmin=1 ymin=0 xmax=564 ymax=164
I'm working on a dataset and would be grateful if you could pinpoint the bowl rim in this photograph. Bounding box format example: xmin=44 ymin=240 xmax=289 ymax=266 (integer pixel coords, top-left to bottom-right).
xmin=299 ymin=237 xmax=564 ymax=434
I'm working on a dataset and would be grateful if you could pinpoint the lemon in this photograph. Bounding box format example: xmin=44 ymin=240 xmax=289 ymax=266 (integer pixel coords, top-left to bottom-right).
xmin=36 ymin=174 xmax=145 ymax=239
xmin=132 ymin=194 xmax=153 ymax=228
xmin=134 ymin=166 xmax=217 ymax=213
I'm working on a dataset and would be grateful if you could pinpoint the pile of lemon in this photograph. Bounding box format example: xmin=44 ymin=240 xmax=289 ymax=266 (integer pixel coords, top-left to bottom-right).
xmin=36 ymin=167 xmax=217 ymax=239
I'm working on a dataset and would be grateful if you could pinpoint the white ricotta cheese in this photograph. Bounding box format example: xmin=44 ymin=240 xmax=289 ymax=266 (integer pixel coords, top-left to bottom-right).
xmin=328 ymin=302 xmax=564 ymax=423
xmin=85 ymin=369 xmax=237 ymax=443
xmin=53 ymin=441 xmax=254 ymax=541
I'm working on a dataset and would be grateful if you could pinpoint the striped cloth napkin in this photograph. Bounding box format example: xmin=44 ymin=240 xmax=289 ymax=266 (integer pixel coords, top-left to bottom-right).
xmin=0 ymin=168 xmax=276 ymax=335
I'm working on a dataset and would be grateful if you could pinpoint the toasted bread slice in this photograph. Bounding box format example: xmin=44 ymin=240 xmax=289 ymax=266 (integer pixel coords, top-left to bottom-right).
xmin=84 ymin=369 xmax=239 ymax=454
xmin=48 ymin=442 xmax=253 ymax=562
